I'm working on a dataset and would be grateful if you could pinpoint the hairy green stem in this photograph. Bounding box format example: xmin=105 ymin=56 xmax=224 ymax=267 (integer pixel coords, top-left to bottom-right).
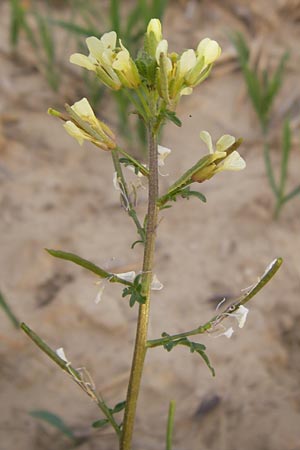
xmin=121 ymin=123 xmax=159 ymax=450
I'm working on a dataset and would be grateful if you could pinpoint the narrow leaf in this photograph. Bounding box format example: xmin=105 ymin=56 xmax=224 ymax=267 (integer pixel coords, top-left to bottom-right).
xmin=165 ymin=110 xmax=182 ymax=127
xmin=263 ymin=143 xmax=279 ymax=197
xmin=30 ymin=410 xmax=76 ymax=441
xmin=111 ymin=401 xmax=126 ymax=414
xmin=92 ymin=418 xmax=109 ymax=428
xmin=0 ymin=290 xmax=20 ymax=328
xmin=45 ymin=249 xmax=110 ymax=279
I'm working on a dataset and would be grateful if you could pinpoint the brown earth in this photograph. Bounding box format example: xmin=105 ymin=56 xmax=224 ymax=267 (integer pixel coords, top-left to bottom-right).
xmin=1 ymin=1 xmax=300 ymax=450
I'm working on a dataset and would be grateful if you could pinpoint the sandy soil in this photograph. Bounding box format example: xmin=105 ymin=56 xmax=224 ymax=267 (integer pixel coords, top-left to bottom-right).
xmin=1 ymin=1 xmax=300 ymax=450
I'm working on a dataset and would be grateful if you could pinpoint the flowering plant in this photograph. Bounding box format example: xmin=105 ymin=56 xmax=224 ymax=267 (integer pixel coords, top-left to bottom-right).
xmin=21 ymin=19 xmax=282 ymax=450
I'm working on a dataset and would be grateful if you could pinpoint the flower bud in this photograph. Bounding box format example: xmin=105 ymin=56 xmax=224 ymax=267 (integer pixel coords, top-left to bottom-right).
xmin=145 ymin=19 xmax=162 ymax=58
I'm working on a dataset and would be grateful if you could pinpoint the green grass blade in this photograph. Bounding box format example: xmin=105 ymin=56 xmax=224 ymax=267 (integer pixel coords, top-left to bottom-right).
xmin=9 ymin=0 xmax=24 ymax=47
xmin=263 ymin=52 xmax=289 ymax=119
xmin=230 ymin=31 xmax=250 ymax=67
xmin=110 ymin=0 xmax=121 ymax=35
xmin=35 ymin=13 xmax=55 ymax=63
xmin=151 ymin=0 xmax=168 ymax=18
xmin=282 ymin=185 xmax=300 ymax=204
xmin=264 ymin=142 xmax=279 ymax=197
xmin=138 ymin=0 xmax=149 ymax=26
xmin=279 ymin=119 xmax=291 ymax=196
xmin=30 ymin=410 xmax=76 ymax=441
xmin=48 ymin=18 xmax=99 ymax=37
xmin=243 ymin=66 xmax=265 ymax=128
xmin=0 ymin=290 xmax=20 ymax=329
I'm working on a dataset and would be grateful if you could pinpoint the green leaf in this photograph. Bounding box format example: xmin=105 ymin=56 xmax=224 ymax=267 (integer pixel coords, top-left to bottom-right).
xmin=30 ymin=410 xmax=76 ymax=441
xmin=163 ymin=337 xmax=215 ymax=376
xmin=180 ymin=188 xmax=207 ymax=203
xmin=0 ymin=290 xmax=19 ymax=329
xmin=45 ymin=249 xmax=111 ymax=279
xmin=111 ymin=401 xmax=126 ymax=414
xmin=164 ymin=110 xmax=182 ymax=127
xmin=122 ymin=278 xmax=146 ymax=307
xmin=92 ymin=418 xmax=109 ymax=428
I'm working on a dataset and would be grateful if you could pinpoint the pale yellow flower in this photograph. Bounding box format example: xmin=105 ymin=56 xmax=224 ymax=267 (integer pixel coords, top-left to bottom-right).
xmin=192 ymin=131 xmax=245 ymax=182
xmin=184 ymin=38 xmax=221 ymax=88
xmin=112 ymin=41 xmax=141 ymax=88
xmin=63 ymin=98 xmax=116 ymax=150
xmin=197 ymin=38 xmax=221 ymax=65
xmin=70 ymin=32 xmax=121 ymax=90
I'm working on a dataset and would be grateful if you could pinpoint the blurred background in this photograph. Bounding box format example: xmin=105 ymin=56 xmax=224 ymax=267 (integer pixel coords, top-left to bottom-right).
xmin=1 ymin=1 xmax=300 ymax=449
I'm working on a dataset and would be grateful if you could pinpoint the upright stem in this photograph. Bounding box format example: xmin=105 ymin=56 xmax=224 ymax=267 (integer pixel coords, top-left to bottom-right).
xmin=121 ymin=123 xmax=159 ymax=450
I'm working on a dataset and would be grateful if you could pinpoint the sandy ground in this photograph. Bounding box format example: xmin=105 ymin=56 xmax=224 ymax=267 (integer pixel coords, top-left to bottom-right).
xmin=1 ymin=1 xmax=300 ymax=450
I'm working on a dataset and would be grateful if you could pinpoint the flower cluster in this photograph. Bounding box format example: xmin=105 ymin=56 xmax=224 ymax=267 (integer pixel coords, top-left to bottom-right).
xmin=150 ymin=21 xmax=221 ymax=103
xmin=70 ymin=19 xmax=221 ymax=107
xmin=70 ymin=31 xmax=141 ymax=90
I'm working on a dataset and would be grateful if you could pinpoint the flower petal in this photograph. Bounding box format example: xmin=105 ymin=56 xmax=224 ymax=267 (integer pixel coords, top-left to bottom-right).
xmin=180 ymin=49 xmax=196 ymax=76
xmin=63 ymin=121 xmax=86 ymax=145
xmin=200 ymin=130 xmax=213 ymax=154
xmin=71 ymin=97 xmax=95 ymax=119
xmin=197 ymin=38 xmax=221 ymax=65
xmin=218 ymin=151 xmax=246 ymax=171
xmin=112 ymin=49 xmax=130 ymax=71
xmin=116 ymin=271 xmax=136 ymax=283
xmin=95 ymin=282 xmax=106 ymax=304
xmin=70 ymin=53 xmax=96 ymax=71
xmin=156 ymin=39 xmax=168 ymax=64
xmin=86 ymin=36 xmax=105 ymax=61
xmin=180 ymin=87 xmax=193 ymax=96
xmin=56 ymin=347 xmax=69 ymax=363
xmin=233 ymin=305 xmax=249 ymax=328
xmin=113 ymin=172 xmax=120 ymax=190
xmin=216 ymin=134 xmax=235 ymax=152
xmin=158 ymin=144 xmax=171 ymax=167
xmin=151 ymin=274 xmax=164 ymax=290
xmin=101 ymin=31 xmax=117 ymax=50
